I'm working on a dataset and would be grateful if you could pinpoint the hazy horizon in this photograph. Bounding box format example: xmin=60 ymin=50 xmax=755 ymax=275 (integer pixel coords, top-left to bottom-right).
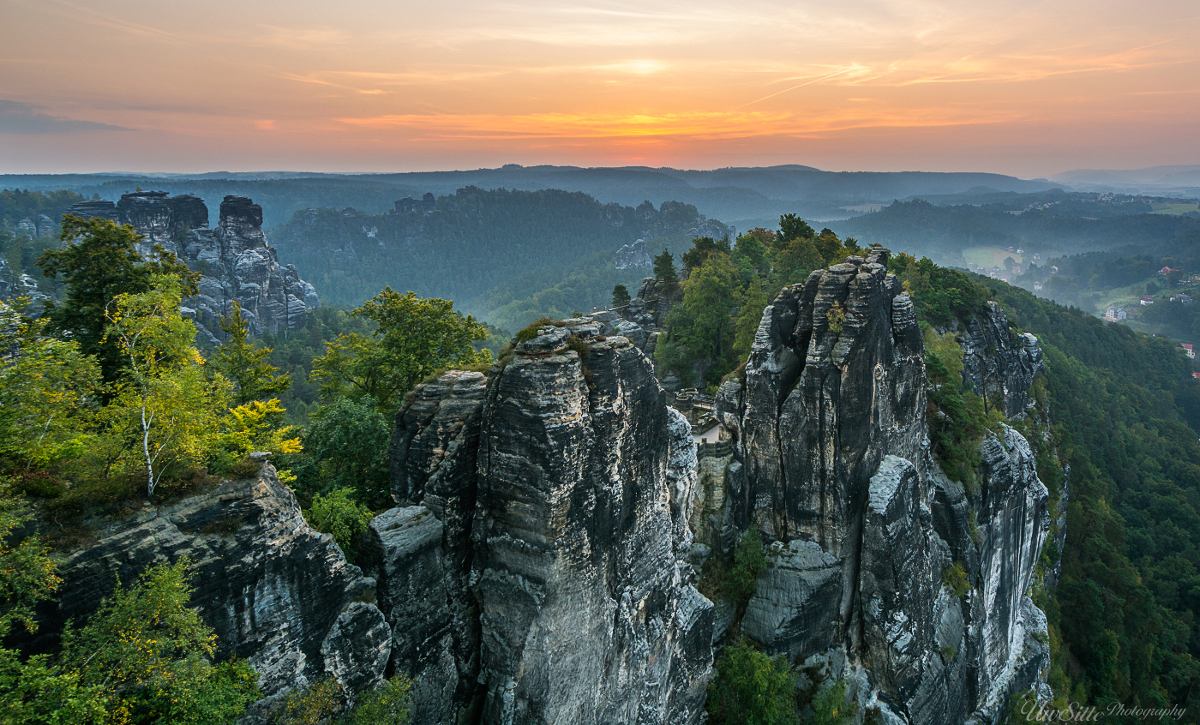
xmin=2 ymin=0 xmax=1198 ymax=177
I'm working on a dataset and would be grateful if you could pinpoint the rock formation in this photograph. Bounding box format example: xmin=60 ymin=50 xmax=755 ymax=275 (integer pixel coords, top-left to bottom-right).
xmin=713 ymin=248 xmax=1051 ymax=722
xmin=44 ymin=463 xmax=390 ymax=721
xmin=66 ymin=191 xmax=318 ymax=340
xmin=613 ymin=238 xmax=652 ymax=269
xmin=33 ymin=247 xmax=1055 ymax=724
xmin=959 ymin=301 xmax=1046 ymax=418
xmin=375 ymin=321 xmax=714 ymax=724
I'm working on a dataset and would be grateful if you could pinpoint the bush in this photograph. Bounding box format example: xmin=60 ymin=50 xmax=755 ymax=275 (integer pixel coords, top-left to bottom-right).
xmin=809 ymin=679 xmax=856 ymax=725
xmin=304 ymin=489 xmax=373 ymax=560
xmin=706 ymin=639 xmax=797 ymax=725
xmin=728 ymin=528 xmax=768 ymax=605
xmin=275 ymin=677 xmax=343 ymax=725
xmin=943 ymin=561 xmax=971 ymax=597
xmin=344 ymin=675 xmax=412 ymax=725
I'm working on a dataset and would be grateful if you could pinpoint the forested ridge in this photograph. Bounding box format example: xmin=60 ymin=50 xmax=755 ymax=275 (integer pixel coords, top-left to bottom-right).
xmin=269 ymin=186 xmax=728 ymax=330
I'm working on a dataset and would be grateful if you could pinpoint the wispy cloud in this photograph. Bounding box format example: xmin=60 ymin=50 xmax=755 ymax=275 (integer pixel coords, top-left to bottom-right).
xmin=0 ymin=100 xmax=130 ymax=134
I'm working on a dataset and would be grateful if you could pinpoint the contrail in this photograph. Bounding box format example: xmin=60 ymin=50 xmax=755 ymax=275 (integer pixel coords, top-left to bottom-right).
xmin=734 ymin=68 xmax=854 ymax=110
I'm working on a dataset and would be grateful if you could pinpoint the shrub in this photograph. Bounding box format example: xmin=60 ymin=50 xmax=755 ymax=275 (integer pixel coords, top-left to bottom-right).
xmin=728 ymin=528 xmax=768 ymax=605
xmin=706 ymin=639 xmax=797 ymax=725
xmin=344 ymin=675 xmax=412 ymax=725
xmin=809 ymin=679 xmax=857 ymax=725
xmin=826 ymin=302 xmax=846 ymax=334
xmin=304 ymin=488 xmax=373 ymax=560
xmin=275 ymin=677 xmax=343 ymax=725
xmin=943 ymin=561 xmax=971 ymax=597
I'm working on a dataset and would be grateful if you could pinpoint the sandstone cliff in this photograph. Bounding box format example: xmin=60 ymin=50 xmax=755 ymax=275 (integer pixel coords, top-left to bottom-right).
xmin=67 ymin=191 xmax=319 ymax=340
xmin=377 ymin=321 xmax=714 ymax=724
xmin=44 ymin=462 xmax=390 ymax=721
xmin=714 ymin=249 xmax=1051 ymax=723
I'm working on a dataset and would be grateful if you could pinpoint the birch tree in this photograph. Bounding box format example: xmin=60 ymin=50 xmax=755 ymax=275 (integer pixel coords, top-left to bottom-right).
xmin=104 ymin=276 xmax=227 ymax=498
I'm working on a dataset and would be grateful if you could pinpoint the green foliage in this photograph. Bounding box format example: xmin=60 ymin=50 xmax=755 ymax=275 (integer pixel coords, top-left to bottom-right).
xmin=304 ymin=489 xmax=374 ymax=561
xmin=943 ymin=561 xmax=971 ymax=597
xmin=0 ymin=304 xmax=101 ymax=477
xmin=0 ymin=483 xmax=61 ymax=638
xmin=22 ymin=559 xmax=262 ymax=725
xmin=274 ymin=674 xmax=411 ymax=725
xmin=826 ymin=302 xmax=846 ymax=335
xmin=611 ymin=284 xmax=631 ymax=308
xmin=890 ymin=253 xmax=990 ymax=327
xmin=217 ymin=399 xmax=302 ymax=461
xmin=808 ymin=680 xmax=856 ymax=725
xmin=733 ymin=281 xmax=769 ymax=362
xmin=310 ymin=288 xmax=489 ymax=414
xmin=37 ymin=216 xmax=198 ymax=385
xmin=664 ymin=253 xmax=740 ymax=383
xmin=681 ymin=236 xmax=731 ymax=277
xmin=706 ymin=640 xmax=798 ymax=725
xmin=212 ymin=302 xmax=291 ymax=405
xmin=653 ymin=248 xmax=679 ymax=284
xmin=778 ymin=213 xmax=815 ymax=244
xmin=103 ymin=276 xmax=230 ymax=498
xmin=343 ymin=676 xmax=412 ymax=725
xmin=274 ymin=677 xmax=343 ymax=725
xmin=922 ymin=326 xmax=995 ymax=490
xmin=287 ymin=394 xmax=391 ymax=508
xmin=729 ymin=528 xmax=768 ymax=605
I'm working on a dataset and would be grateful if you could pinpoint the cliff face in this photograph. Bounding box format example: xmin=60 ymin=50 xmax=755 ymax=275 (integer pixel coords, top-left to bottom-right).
xmin=959 ymin=301 xmax=1046 ymax=418
xmin=46 ymin=464 xmax=390 ymax=720
xmin=67 ymin=191 xmax=318 ymax=338
xmin=715 ymin=250 xmax=1051 ymax=723
xmin=377 ymin=322 xmax=713 ymax=725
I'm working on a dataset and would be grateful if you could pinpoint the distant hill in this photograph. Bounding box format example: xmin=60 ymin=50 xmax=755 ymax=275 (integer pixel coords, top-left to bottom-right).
xmin=269 ymin=186 xmax=730 ymax=331
xmin=1051 ymin=164 xmax=1200 ymax=194
xmin=0 ymin=164 xmax=1063 ymax=229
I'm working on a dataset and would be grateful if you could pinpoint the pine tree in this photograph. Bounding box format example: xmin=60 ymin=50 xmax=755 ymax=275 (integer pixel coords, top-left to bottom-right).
xmin=611 ymin=284 xmax=631 ymax=308
xmin=214 ymin=302 xmax=291 ymax=405
xmin=653 ymin=249 xmax=678 ymax=284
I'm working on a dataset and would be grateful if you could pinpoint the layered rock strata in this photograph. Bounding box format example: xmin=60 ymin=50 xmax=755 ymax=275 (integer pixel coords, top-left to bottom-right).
xmin=715 ymin=249 xmax=1051 ymax=723
xmin=67 ymin=191 xmax=318 ymax=338
xmin=377 ymin=321 xmax=714 ymax=724
xmin=959 ymin=301 xmax=1046 ymax=418
xmin=46 ymin=464 xmax=390 ymax=720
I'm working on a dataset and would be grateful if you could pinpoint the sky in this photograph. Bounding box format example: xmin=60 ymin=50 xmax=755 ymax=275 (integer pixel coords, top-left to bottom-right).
xmin=1 ymin=0 xmax=1198 ymax=177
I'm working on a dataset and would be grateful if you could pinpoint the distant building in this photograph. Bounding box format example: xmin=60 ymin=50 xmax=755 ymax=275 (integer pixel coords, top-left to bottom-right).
xmin=1033 ymin=253 xmax=1041 ymax=260
xmin=1016 ymin=247 xmax=1025 ymax=254
xmin=1172 ymin=293 xmax=1194 ymax=304
xmin=1159 ymin=266 xmax=1177 ymax=276
xmin=1105 ymin=307 xmax=1127 ymax=321
xmin=1141 ymin=296 xmax=1155 ymax=305
xmin=1184 ymin=343 xmax=1196 ymax=359
xmin=1033 ymin=283 xmax=1043 ymax=292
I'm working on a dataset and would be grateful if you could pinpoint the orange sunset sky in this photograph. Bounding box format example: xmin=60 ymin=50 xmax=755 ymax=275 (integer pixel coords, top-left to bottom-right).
xmin=1 ymin=0 xmax=1198 ymax=176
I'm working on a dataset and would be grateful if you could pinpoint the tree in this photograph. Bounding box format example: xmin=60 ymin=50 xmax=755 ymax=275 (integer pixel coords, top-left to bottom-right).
xmin=310 ymin=288 xmax=489 ymax=414
xmin=653 ymin=249 xmax=678 ymax=284
xmin=681 ymin=236 xmax=731 ymax=277
xmin=778 ymin=213 xmax=815 ymax=245
xmin=668 ymin=253 xmax=739 ymax=381
xmin=289 ymin=395 xmax=391 ymax=508
xmin=611 ymin=284 xmax=631 ymax=308
xmin=0 ymin=302 xmax=101 ymax=477
xmin=212 ymin=302 xmax=291 ymax=405
xmin=733 ymin=281 xmax=769 ymax=362
xmin=304 ymin=488 xmax=374 ymax=560
xmin=58 ymin=559 xmax=259 ymax=725
xmin=706 ymin=639 xmax=798 ymax=725
xmin=37 ymin=216 xmax=198 ymax=385
xmin=103 ymin=276 xmax=228 ymax=498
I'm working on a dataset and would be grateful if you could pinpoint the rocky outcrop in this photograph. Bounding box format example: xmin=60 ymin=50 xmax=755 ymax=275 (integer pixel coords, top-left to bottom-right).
xmin=380 ymin=322 xmax=714 ymax=724
xmin=44 ymin=464 xmax=390 ymax=720
xmin=614 ymin=238 xmax=652 ymax=269
xmin=959 ymin=301 xmax=1046 ymax=418
xmin=67 ymin=192 xmax=319 ymax=339
xmin=715 ymin=249 xmax=1052 ymax=723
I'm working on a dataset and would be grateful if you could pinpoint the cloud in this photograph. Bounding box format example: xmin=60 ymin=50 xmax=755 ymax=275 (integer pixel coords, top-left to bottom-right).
xmin=0 ymin=100 xmax=131 ymax=134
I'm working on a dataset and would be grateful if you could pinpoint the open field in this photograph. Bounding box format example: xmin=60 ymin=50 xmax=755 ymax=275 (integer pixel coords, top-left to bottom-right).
xmin=1151 ymin=203 xmax=1200 ymax=215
